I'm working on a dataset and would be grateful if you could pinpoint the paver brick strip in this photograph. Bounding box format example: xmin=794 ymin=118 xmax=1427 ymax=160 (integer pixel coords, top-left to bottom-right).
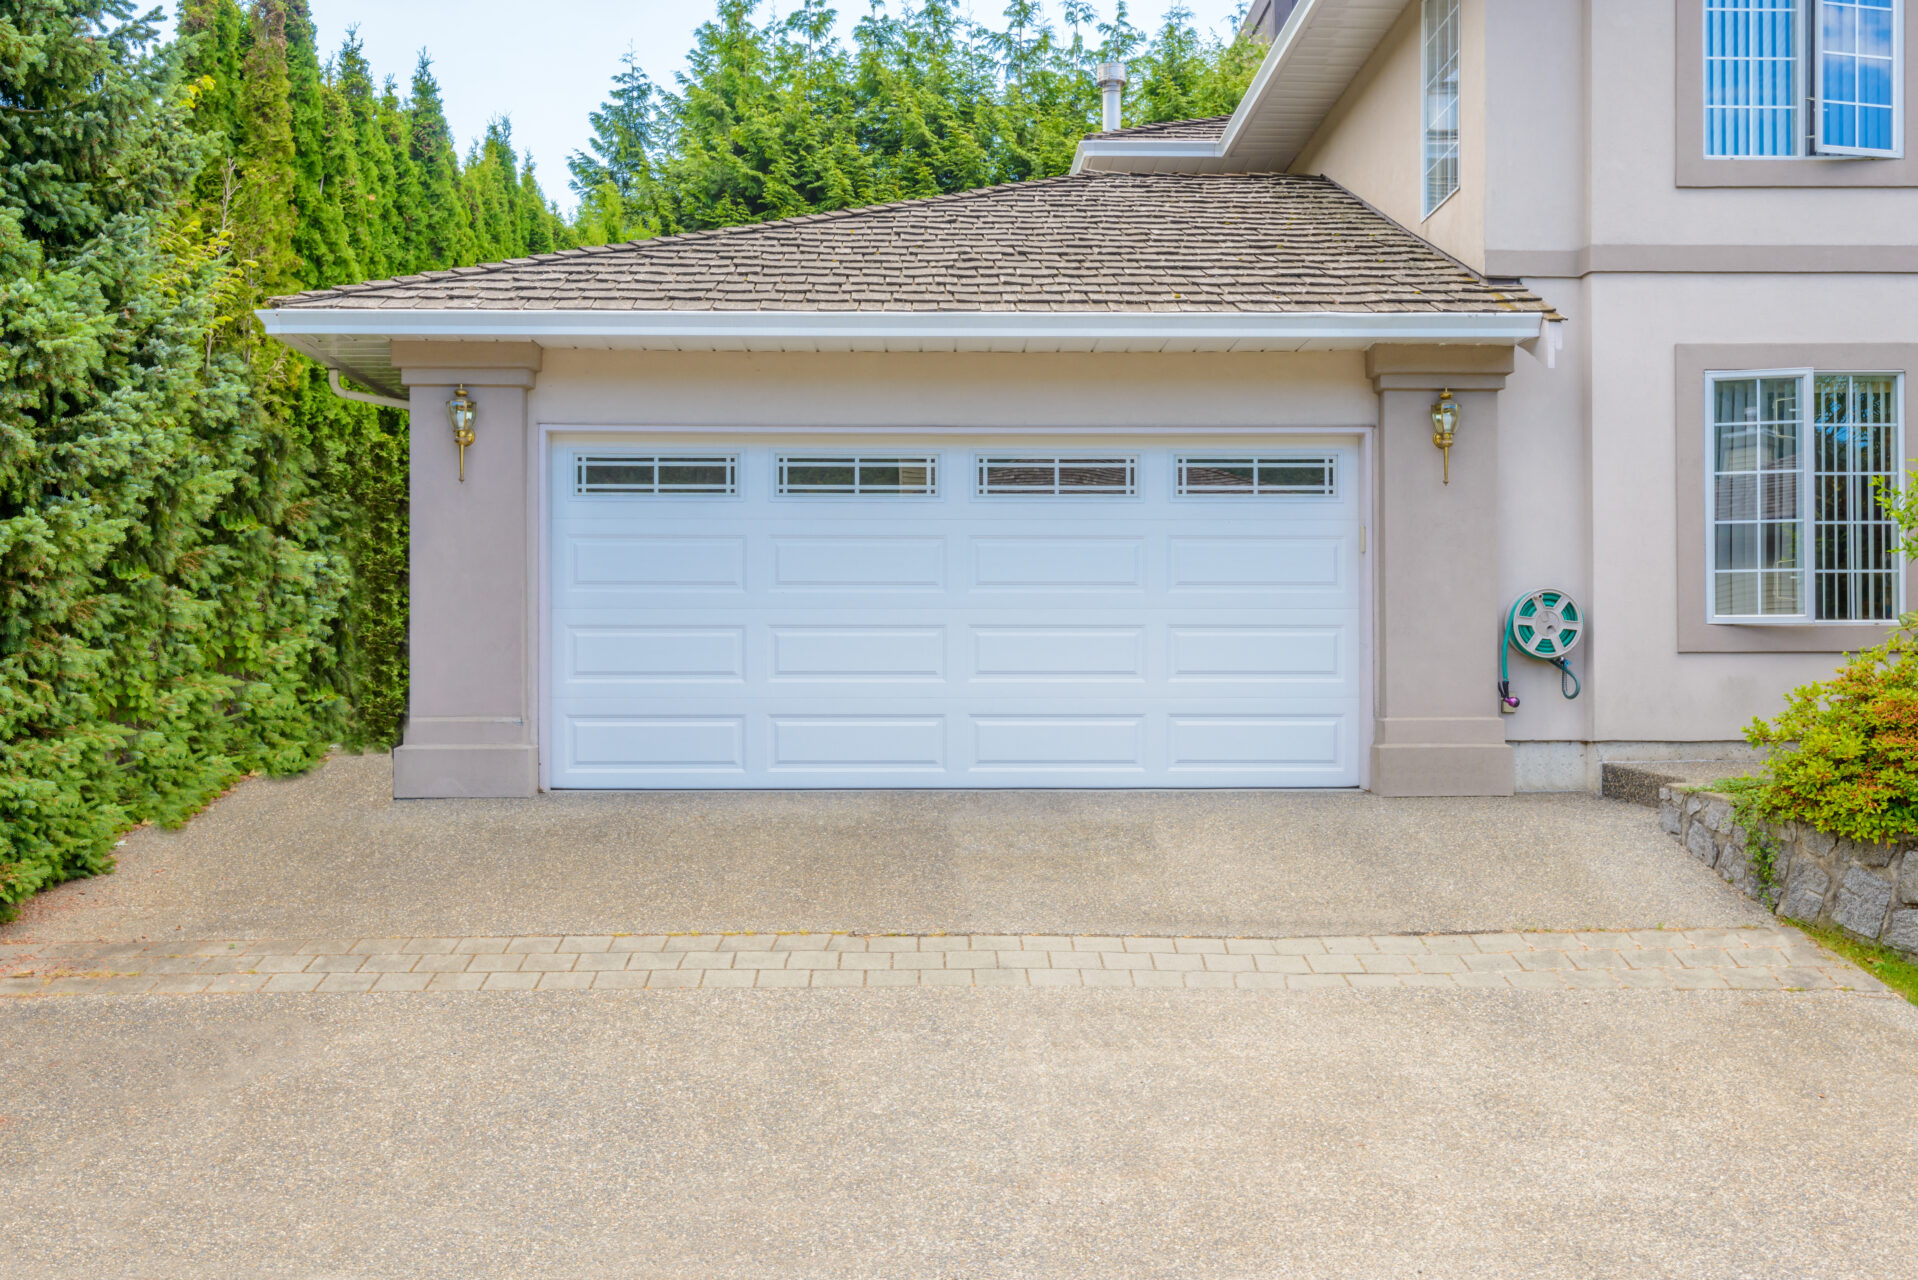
xmin=0 ymin=928 xmax=1893 ymax=996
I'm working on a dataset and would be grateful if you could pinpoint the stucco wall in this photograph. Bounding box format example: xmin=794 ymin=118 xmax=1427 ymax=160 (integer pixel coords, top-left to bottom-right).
xmin=1289 ymin=0 xmax=1488 ymax=273
xmin=1482 ymin=0 xmax=1588 ymax=260
xmin=528 ymin=349 xmax=1378 ymax=430
xmin=1580 ymin=272 xmax=1918 ymax=742
xmin=1484 ymin=0 xmax=1918 ymax=274
xmin=1496 ymin=285 xmax=1594 ymax=746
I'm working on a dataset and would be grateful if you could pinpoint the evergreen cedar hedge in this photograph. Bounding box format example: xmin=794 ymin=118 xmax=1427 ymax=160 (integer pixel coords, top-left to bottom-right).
xmin=0 ymin=0 xmax=561 ymax=914
xmin=1 ymin=0 xmax=1262 ymax=914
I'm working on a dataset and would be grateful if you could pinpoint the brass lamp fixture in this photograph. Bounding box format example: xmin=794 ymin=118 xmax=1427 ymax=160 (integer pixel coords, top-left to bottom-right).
xmin=447 ymin=385 xmax=476 ymax=482
xmin=1430 ymin=388 xmax=1459 ymax=484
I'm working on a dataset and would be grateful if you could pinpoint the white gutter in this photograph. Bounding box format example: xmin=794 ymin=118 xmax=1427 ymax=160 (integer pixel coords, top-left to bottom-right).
xmin=327 ymin=369 xmax=411 ymax=411
xmin=258 ymin=308 xmax=1546 ymax=346
xmin=1069 ymin=138 xmax=1222 ymax=175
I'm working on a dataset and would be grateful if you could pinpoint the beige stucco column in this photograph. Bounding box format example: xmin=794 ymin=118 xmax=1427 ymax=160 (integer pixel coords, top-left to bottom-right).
xmin=391 ymin=341 xmax=543 ymax=798
xmin=1367 ymin=345 xmax=1516 ymax=797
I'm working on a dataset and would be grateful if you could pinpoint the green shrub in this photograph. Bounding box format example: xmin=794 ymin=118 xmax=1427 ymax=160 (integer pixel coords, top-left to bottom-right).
xmin=1741 ymin=466 xmax=1918 ymax=845
xmin=1741 ymin=627 xmax=1918 ymax=846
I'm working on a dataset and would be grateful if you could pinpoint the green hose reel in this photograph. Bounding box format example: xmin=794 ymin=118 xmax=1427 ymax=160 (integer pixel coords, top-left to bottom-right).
xmin=1499 ymin=589 xmax=1583 ymax=712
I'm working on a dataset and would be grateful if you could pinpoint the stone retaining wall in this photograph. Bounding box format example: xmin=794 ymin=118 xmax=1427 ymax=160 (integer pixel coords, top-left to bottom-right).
xmin=1661 ymin=788 xmax=1918 ymax=956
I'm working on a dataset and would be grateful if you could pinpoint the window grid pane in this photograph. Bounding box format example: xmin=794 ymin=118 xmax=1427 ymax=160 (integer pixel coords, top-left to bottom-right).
xmin=976 ymin=457 xmax=1137 ymax=496
xmin=1712 ymin=376 xmax=1806 ymax=617
xmin=1819 ymin=0 xmax=1899 ymax=152
xmin=576 ymin=454 xmax=737 ymax=495
xmin=1177 ymin=455 xmax=1337 ymax=496
xmin=1706 ymin=0 xmax=1800 ymax=156
xmin=776 ymin=455 xmax=938 ymax=496
xmin=1422 ymin=0 xmax=1461 ymax=215
xmin=1812 ymin=373 xmax=1902 ymax=620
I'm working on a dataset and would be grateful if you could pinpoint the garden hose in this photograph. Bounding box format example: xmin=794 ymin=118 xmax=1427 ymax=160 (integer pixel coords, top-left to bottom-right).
xmin=1499 ymin=589 xmax=1584 ymax=713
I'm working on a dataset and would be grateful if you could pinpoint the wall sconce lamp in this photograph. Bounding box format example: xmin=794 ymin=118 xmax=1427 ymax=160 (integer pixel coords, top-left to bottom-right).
xmin=1430 ymin=388 xmax=1459 ymax=484
xmin=447 ymin=386 xmax=476 ymax=482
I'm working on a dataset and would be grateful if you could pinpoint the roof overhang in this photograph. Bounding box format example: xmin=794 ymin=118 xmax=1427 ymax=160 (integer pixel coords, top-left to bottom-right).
xmin=1072 ymin=0 xmax=1410 ymax=175
xmin=259 ymin=308 xmax=1549 ymax=399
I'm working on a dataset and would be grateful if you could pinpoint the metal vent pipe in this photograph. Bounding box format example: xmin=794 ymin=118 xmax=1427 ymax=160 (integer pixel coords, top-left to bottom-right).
xmin=1095 ymin=62 xmax=1127 ymax=133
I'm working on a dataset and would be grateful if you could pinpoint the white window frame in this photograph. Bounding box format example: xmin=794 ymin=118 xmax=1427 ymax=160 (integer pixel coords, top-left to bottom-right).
xmin=1813 ymin=0 xmax=1906 ymax=157
xmin=1420 ymin=0 xmax=1461 ymax=218
xmin=1704 ymin=368 xmax=1907 ymax=624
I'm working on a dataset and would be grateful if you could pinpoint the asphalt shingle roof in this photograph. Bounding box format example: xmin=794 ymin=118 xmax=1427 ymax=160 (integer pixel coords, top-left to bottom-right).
xmin=1084 ymin=115 xmax=1231 ymax=141
xmin=271 ymin=171 xmax=1553 ymax=316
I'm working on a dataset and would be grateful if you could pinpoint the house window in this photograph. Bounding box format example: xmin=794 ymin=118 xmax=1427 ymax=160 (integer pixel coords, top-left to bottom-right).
xmin=1176 ymin=455 xmax=1337 ymax=496
xmin=1707 ymin=370 xmax=1904 ymax=622
xmin=777 ymin=456 xmax=938 ymax=495
xmin=1819 ymin=0 xmax=1903 ymax=153
xmin=975 ymin=457 xmax=1137 ymax=496
xmin=1705 ymin=0 xmax=1904 ymax=158
xmin=575 ymin=454 xmax=737 ymax=495
xmin=1421 ymin=0 xmax=1461 ymax=216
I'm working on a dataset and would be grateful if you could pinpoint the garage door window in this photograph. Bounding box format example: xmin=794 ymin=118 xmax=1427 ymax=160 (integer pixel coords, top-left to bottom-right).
xmin=1177 ymin=455 xmax=1337 ymax=497
xmin=976 ymin=456 xmax=1138 ymax=496
xmin=576 ymin=454 xmax=737 ymax=495
xmin=777 ymin=455 xmax=938 ymax=495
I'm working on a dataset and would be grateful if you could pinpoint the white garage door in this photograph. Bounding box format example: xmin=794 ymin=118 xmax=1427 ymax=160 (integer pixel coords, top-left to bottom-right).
xmin=547 ymin=438 xmax=1363 ymax=788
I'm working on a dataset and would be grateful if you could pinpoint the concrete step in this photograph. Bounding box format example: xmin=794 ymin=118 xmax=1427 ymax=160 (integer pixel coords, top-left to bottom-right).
xmin=1602 ymin=759 xmax=1762 ymax=808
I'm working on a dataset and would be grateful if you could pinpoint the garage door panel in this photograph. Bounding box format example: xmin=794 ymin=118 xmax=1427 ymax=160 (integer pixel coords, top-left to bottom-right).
xmin=770 ymin=535 xmax=946 ymax=591
xmin=769 ymin=626 xmax=946 ymax=680
xmin=769 ymin=715 xmax=947 ymax=773
xmin=549 ymin=441 xmax=1364 ymax=788
xmin=567 ymin=715 xmax=746 ymax=775
xmin=569 ymin=535 xmax=746 ymax=591
xmin=970 ymin=536 xmax=1145 ymax=591
xmin=970 ymin=715 xmax=1146 ymax=771
xmin=566 ymin=625 xmax=747 ymax=683
xmin=1168 ymin=625 xmax=1347 ymax=682
xmin=1168 ymin=534 xmax=1345 ymax=590
xmin=970 ymin=626 xmax=1146 ymax=680
xmin=1168 ymin=714 xmax=1344 ymax=770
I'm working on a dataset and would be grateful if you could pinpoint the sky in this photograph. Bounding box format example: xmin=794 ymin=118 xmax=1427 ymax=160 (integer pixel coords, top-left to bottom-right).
xmin=152 ymin=1 xmax=1251 ymax=213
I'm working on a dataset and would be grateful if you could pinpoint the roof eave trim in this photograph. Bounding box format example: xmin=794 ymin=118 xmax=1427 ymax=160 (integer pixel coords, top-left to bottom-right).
xmin=1217 ymin=0 xmax=1327 ymax=161
xmin=1068 ymin=137 xmax=1224 ymax=175
xmin=257 ymin=308 xmax=1547 ymax=345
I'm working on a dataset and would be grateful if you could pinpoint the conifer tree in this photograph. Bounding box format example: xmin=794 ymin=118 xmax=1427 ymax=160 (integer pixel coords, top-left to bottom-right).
xmin=567 ymin=50 xmax=667 ymax=237
xmin=402 ymin=54 xmax=475 ymax=269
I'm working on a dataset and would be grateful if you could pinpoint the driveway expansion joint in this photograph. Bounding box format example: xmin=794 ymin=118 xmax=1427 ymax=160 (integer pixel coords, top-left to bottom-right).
xmin=0 ymin=927 xmax=1889 ymax=995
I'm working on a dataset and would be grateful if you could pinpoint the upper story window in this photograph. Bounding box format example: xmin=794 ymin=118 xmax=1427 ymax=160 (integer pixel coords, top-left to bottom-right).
xmin=1421 ymin=0 xmax=1461 ymax=217
xmin=1705 ymin=0 xmax=1904 ymax=158
xmin=1707 ymin=370 xmax=1905 ymax=623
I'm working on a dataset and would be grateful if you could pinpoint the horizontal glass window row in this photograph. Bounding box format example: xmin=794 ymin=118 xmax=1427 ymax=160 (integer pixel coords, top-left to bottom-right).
xmin=577 ymin=454 xmax=1341 ymax=499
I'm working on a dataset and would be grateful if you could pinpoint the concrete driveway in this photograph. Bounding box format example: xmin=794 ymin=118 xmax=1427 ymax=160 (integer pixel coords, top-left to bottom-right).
xmin=2 ymin=753 xmax=1914 ymax=1280
xmin=6 ymin=751 xmax=1772 ymax=941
